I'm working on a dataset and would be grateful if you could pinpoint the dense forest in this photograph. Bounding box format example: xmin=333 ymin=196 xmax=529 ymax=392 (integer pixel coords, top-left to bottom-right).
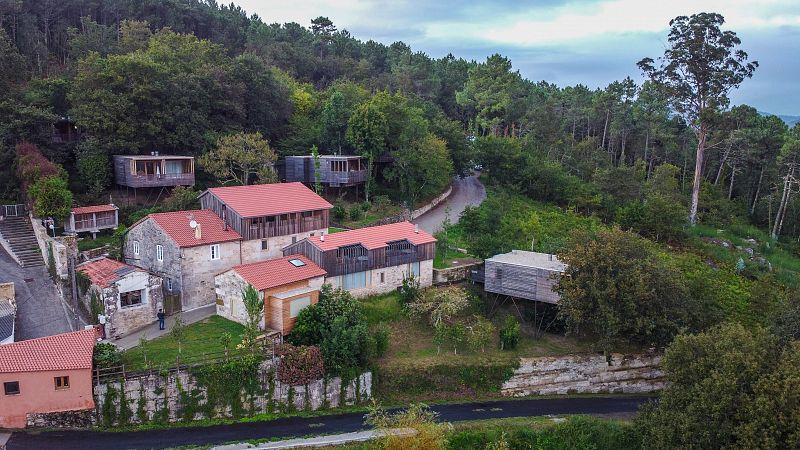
xmin=0 ymin=0 xmax=798 ymax=242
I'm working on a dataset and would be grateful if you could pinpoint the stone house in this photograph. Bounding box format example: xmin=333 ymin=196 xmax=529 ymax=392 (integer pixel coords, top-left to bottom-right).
xmin=0 ymin=328 xmax=98 ymax=429
xmin=198 ymin=182 xmax=332 ymax=263
xmin=283 ymin=221 xmax=436 ymax=297
xmin=76 ymin=257 xmax=163 ymax=339
xmin=215 ymin=255 xmax=326 ymax=335
xmin=123 ymin=209 xmax=242 ymax=311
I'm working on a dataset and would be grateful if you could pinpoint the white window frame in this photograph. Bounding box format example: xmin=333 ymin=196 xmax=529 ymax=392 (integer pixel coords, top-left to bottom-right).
xmin=156 ymin=244 xmax=164 ymax=262
xmin=210 ymin=244 xmax=221 ymax=261
xmin=132 ymin=240 xmax=140 ymax=256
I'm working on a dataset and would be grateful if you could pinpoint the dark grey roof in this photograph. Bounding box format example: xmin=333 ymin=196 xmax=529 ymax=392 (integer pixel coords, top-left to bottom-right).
xmin=0 ymin=301 xmax=15 ymax=343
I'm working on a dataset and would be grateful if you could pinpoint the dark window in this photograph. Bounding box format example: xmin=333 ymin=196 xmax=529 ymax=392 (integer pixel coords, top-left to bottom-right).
xmin=4 ymin=381 xmax=19 ymax=395
xmin=261 ymin=240 xmax=269 ymax=250
xmin=496 ymin=268 xmax=503 ymax=280
xmin=337 ymin=244 xmax=367 ymax=259
xmin=292 ymin=236 xmax=297 ymax=244
xmin=120 ymin=290 xmax=143 ymax=307
xmin=380 ymin=272 xmax=385 ymax=283
xmin=387 ymin=240 xmax=413 ymax=257
xmin=302 ymin=211 xmax=313 ymax=218
xmin=54 ymin=376 xmax=70 ymax=390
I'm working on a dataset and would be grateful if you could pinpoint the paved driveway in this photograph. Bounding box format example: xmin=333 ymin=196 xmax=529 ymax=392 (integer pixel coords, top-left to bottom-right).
xmin=413 ymin=174 xmax=486 ymax=234
xmin=0 ymin=246 xmax=73 ymax=340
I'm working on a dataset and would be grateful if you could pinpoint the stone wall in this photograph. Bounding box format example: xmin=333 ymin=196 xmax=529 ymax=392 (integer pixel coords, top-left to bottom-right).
xmin=326 ymin=259 xmax=433 ymax=298
xmin=94 ymin=360 xmax=372 ymax=425
xmin=32 ymin=215 xmax=74 ymax=279
xmin=0 ymin=282 xmax=14 ymax=303
xmin=26 ymin=409 xmax=95 ymax=429
xmin=432 ymin=261 xmax=483 ymax=285
xmin=410 ymin=184 xmax=453 ymax=219
xmin=502 ymin=353 xmax=664 ymax=396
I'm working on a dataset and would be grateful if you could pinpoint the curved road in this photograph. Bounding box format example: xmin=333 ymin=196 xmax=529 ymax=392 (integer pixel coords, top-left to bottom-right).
xmin=413 ymin=174 xmax=486 ymax=234
xmin=6 ymin=396 xmax=653 ymax=450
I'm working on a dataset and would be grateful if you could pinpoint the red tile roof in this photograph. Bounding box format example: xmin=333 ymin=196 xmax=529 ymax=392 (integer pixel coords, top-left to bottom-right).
xmin=149 ymin=209 xmax=242 ymax=248
xmin=310 ymin=221 xmax=437 ymax=251
xmin=0 ymin=329 xmax=98 ymax=373
xmin=77 ymin=257 xmax=142 ymax=289
xmin=72 ymin=204 xmax=118 ymax=215
xmin=230 ymin=255 xmax=327 ymax=291
xmin=204 ymin=182 xmax=332 ymax=218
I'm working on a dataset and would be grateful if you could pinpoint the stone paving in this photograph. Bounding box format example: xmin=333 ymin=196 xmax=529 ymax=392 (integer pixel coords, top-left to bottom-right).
xmin=0 ymin=246 xmax=73 ymax=340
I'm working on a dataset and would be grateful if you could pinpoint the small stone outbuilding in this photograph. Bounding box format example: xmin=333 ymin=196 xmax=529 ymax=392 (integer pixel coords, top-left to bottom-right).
xmin=215 ymin=255 xmax=326 ymax=335
xmin=77 ymin=257 xmax=163 ymax=339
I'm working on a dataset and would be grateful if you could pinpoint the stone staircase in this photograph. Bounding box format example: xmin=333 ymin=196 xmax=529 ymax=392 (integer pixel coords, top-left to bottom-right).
xmin=0 ymin=216 xmax=44 ymax=267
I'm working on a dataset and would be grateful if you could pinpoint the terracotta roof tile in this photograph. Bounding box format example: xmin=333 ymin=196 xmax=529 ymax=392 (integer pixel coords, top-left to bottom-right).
xmin=310 ymin=221 xmax=437 ymax=251
xmin=204 ymin=182 xmax=332 ymax=218
xmin=230 ymin=255 xmax=326 ymax=291
xmin=72 ymin=204 xmax=118 ymax=215
xmin=149 ymin=209 xmax=242 ymax=248
xmin=0 ymin=329 xmax=98 ymax=373
xmin=77 ymin=257 xmax=141 ymax=289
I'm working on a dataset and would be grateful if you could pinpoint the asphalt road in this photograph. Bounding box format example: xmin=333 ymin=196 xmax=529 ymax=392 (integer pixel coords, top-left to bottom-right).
xmin=413 ymin=174 xmax=486 ymax=234
xmin=6 ymin=396 xmax=653 ymax=450
xmin=0 ymin=246 xmax=73 ymax=340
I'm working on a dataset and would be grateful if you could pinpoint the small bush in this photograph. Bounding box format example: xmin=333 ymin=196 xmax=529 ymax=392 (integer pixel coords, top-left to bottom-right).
xmin=373 ymin=323 xmax=390 ymax=357
xmin=361 ymin=201 xmax=371 ymax=212
xmin=332 ymin=202 xmax=346 ymax=222
xmin=349 ymin=204 xmax=362 ymax=221
xmin=277 ymin=343 xmax=325 ymax=385
xmin=94 ymin=342 xmax=122 ymax=369
xmin=500 ymin=315 xmax=520 ymax=350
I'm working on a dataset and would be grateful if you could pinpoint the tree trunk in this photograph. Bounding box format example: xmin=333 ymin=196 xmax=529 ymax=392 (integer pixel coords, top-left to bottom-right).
xmin=643 ymin=130 xmax=650 ymax=175
xmin=689 ymin=124 xmax=707 ymax=225
xmin=728 ymin=164 xmax=736 ymax=200
xmin=773 ymin=164 xmax=796 ymax=238
xmin=601 ymin=110 xmax=609 ymax=150
xmin=751 ymin=164 xmax=764 ymax=215
xmin=715 ymin=142 xmax=733 ymax=185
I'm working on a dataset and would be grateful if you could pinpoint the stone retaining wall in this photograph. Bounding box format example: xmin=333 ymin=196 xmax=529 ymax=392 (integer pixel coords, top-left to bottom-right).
xmin=27 ymin=409 xmax=95 ymax=429
xmin=432 ymin=261 xmax=483 ymax=285
xmin=94 ymin=360 xmax=372 ymax=425
xmin=502 ymin=353 xmax=664 ymax=396
xmin=410 ymin=184 xmax=453 ymax=219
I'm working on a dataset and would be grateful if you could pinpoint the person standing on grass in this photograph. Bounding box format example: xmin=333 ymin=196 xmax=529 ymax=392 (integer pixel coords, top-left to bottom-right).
xmin=157 ymin=309 xmax=165 ymax=330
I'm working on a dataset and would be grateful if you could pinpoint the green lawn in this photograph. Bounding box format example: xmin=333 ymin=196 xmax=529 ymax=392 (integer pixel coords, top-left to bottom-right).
xmin=433 ymin=247 xmax=474 ymax=269
xmin=327 ymin=227 xmax=348 ymax=234
xmin=77 ymin=234 xmax=116 ymax=251
xmin=122 ymin=316 xmax=248 ymax=371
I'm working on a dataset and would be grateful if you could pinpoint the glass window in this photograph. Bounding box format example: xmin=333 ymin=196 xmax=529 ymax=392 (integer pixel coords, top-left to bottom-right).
xmin=166 ymin=278 xmax=172 ymax=291
xmin=289 ymin=258 xmax=306 ymax=267
xmin=261 ymin=240 xmax=269 ymax=250
xmin=54 ymin=376 xmax=70 ymax=390
xmin=289 ymin=296 xmax=312 ymax=318
xmin=156 ymin=245 xmax=163 ymax=262
xmin=342 ymin=271 xmax=367 ymax=290
xmin=132 ymin=241 xmax=140 ymax=256
xmin=120 ymin=290 xmax=143 ymax=307
xmin=407 ymin=262 xmax=421 ymax=277
xmin=4 ymin=381 xmax=20 ymax=395
xmin=210 ymin=244 xmax=221 ymax=260
xmin=380 ymin=272 xmax=385 ymax=283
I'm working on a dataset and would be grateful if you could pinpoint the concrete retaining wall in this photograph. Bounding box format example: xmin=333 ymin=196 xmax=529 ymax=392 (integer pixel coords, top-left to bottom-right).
xmin=502 ymin=353 xmax=665 ymax=396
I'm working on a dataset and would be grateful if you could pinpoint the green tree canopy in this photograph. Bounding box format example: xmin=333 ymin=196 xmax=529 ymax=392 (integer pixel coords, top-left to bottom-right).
xmin=199 ymin=131 xmax=277 ymax=186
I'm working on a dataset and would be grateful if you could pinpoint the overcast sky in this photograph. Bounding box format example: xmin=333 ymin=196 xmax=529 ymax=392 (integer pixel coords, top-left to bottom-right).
xmin=234 ymin=0 xmax=800 ymax=116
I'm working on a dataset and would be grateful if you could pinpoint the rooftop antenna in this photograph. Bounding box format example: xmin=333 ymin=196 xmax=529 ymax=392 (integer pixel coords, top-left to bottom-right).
xmin=188 ymin=215 xmax=201 ymax=240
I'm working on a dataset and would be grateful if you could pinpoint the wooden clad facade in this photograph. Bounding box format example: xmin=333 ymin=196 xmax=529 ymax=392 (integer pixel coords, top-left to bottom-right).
xmin=199 ymin=191 xmax=329 ymax=240
xmin=282 ymin=239 xmax=435 ymax=277
xmin=483 ymin=251 xmax=565 ymax=304
xmin=113 ymin=155 xmax=195 ymax=188
xmin=283 ymin=155 xmax=367 ymax=187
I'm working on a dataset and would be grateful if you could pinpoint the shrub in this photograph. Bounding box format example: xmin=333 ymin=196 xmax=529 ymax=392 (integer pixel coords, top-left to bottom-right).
xmin=349 ymin=204 xmax=362 ymax=221
xmin=276 ymin=344 xmax=325 ymax=385
xmin=373 ymin=322 xmax=390 ymax=357
xmin=499 ymin=315 xmax=520 ymax=350
xmin=332 ymin=202 xmax=346 ymax=221
xmin=93 ymin=342 xmax=122 ymax=369
xmin=398 ymin=273 xmax=420 ymax=306
xmin=361 ymin=201 xmax=371 ymax=212
xmin=29 ymin=175 xmax=73 ymax=221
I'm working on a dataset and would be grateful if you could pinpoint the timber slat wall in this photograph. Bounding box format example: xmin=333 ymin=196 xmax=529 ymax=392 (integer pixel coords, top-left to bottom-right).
xmin=284 ymin=156 xmax=366 ymax=187
xmin=484 ymin=260 xmax=561 ymax=304
xmin=283 ymin=240 xmax=435 ymax=277
xmin=113 ymin=156 xmax=195 ymax=188
xmin=200 ymin=191 xmax=329 ymax=240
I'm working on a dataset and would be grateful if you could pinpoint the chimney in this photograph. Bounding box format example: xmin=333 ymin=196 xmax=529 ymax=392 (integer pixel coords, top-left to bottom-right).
xmin=414 ymin=224 xmax=419 ymax=234
xmin=195 ymin=223 xmax=202 ymax=240
xmin=320 ymin=234 xmax=325 ymax=242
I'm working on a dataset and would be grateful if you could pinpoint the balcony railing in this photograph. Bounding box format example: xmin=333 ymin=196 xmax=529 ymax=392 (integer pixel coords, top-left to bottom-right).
xmin=126 ymin=172 xmax=195 ymax=188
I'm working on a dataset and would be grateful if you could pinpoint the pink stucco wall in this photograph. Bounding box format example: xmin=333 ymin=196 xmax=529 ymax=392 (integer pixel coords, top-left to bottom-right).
xmin=0 ymin=368 xmax=94 ymax=429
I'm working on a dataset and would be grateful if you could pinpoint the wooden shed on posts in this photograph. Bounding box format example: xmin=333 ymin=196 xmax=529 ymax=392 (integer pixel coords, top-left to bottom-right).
xmin=483 ymin=250 xmax=566 ymax=304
